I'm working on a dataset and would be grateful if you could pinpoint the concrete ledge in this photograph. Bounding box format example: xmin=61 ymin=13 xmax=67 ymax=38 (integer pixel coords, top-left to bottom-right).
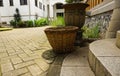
xmin=89 ymin=39 xmax=120 ymax=76
xmin=116 ymin=31 xmax=120 ymax=49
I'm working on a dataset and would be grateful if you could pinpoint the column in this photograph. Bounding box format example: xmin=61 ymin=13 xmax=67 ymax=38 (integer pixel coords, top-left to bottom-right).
xmin=106 ymin=0 xmax=120 ymax=38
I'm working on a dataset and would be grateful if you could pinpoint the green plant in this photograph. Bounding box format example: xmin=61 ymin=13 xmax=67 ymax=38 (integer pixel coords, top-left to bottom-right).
xmin=10 ymin=8 xmax=22 ymax=27
xmin=14 ymin=8 xmax=21 ymax=22
xmin=0 ymin=28 xmax=13 ymax=31
xmin=50 ymin=16 xmax=65 ymax=27
xmin=65 ymin=0 xmax=83 ymax=3
xmin=17 ymin=21 xmax=27 ymax=27
xmin=82 ymin=24 xmax=99 ymax=38
xmin=10 ymin=20 xmax=16 ymax=27
xmin=35 ymin=18 xmax=48 ymax=27
xmin=26 ymin=20 xmax=34 ymax=27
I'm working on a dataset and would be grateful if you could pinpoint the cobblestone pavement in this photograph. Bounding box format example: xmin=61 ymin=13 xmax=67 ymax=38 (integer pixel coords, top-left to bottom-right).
xmin=0 ymin=27 xmax=52 ymax=76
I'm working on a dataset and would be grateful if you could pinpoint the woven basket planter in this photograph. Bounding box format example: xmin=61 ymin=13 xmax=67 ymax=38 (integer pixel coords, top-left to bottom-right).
xmin=44 ymin=26 xmax=78 ymax=53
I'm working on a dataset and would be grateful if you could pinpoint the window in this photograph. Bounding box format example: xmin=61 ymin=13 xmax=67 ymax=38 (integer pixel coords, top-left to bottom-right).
xmin=35 ymin=0 xmax=37 ymax=7
xmin=57 ymin=13 xmax=64 ymax=17
xmin=39 ymin=2 xmax=42 ymax=9
xmin=20 ymin=0 xmax=27 ymax=5
xmin=43 ymin=5 xmax=45 ymax=11
xmin=56 ymin=3 xmax=63 ymax=9
xmin=9 ymin=0 xmax=14 ymax=6
xmin=0 ymin=0 xmax=3 ymax=6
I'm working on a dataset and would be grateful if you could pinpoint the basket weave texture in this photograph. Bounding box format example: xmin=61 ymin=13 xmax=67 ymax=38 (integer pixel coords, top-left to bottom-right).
xmin=44 ymin=26 xmax=78 ymax=53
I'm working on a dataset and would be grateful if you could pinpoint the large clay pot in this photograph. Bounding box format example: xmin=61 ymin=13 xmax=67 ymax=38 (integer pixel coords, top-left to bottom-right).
xmin=63 ymin=3 xmax=89 ymax=28
xmin=63 ymin=3 xmax=89 ymax=45
xmin=44 ymin=26 xmax=78 ymax=53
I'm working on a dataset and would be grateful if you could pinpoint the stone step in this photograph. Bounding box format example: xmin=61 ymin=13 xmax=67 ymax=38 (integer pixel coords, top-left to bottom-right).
xmin=89 ymin=39 xmax=120 ymax=76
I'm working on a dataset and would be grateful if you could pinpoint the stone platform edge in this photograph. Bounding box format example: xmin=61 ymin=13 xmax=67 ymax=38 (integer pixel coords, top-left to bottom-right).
xmin=88 ymin=39 xmax=120 ymax=76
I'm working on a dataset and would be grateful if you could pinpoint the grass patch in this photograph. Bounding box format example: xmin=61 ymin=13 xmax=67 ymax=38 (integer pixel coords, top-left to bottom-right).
xmin=0 ymin=28 xmax=13 ymax=31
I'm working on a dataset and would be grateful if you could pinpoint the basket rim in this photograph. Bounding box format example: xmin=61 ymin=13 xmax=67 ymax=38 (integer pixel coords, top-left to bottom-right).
xmin=44 ymin=26 xmax=78 ymax=32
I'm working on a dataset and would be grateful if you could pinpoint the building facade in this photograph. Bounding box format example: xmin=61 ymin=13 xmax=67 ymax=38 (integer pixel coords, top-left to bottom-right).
xmin=0 ymin=0 xmax=65 ymax=24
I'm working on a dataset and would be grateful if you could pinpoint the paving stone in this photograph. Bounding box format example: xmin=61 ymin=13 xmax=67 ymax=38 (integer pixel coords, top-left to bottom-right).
xmin=22 ymin=55 xmax=40 ymax=62
xmin=60 ymin=67 xmax=95 ymax=76
xmin=22 ymin=48 xmax=33 ymax=55
xmin=28 ymin=64 xmax=43 ymax=76
xmin=0 ymin=59 xmax=10 ymax=64
xmin=2 ymin=68 xmax=28 ymax=76
xmin=0 ymin=47 xmax=6 ymax=53
xmin=14 ymin=61 xmax=35 ymax=69
xmin=47 ymin=65 xmax=61 ymax=76
xmin=62 ymin=54 xmax=89 ymax=67
xmin=20 ymin=72 xmax=32 ymax=76
xmin=11 ymin=57 xmax=23 ymax=64
xmin=18 ymin=53 xmax=29 ymax=59
xmin=0 ymin=27 xmax=54 ymax=76
xmin=7 ymin=49 xmax=15 ymax=54
xmin=1 ymin=62 xmax=14 ymax=73
xmin=0 ymin=52 xmax=8 ymax=58
xmin=34 ymin=59 xmax=49 ymax=71
xmin=9 ymin=51 xmax=24 ymax=56
xmin=40 ymin=72 xmax=48 ymax=76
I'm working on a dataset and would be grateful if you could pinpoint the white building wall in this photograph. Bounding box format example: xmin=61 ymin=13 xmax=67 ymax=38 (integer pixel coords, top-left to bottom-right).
xmin=49 ymin=0 xmax=65 ymax=18
xmin=0 ymin=0 xmax=65 ymax=24
xmin=0 ymin=0 xmax=48 ymax=24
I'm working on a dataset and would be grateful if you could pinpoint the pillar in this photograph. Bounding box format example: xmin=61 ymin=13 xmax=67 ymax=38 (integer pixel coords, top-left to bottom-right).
xmin=105 ymin=0 xmax=120 ymax=38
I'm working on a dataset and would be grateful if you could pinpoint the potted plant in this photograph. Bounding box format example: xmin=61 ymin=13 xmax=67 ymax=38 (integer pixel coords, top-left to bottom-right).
xmin=63 ymin=0 xmax=89 ymax=45
xmin=44 ymin=16 xmax=78 ymax=53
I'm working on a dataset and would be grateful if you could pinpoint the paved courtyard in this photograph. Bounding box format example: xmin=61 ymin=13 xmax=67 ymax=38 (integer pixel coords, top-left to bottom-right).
xmin=0 ymin=27 xmax=52 ymax=76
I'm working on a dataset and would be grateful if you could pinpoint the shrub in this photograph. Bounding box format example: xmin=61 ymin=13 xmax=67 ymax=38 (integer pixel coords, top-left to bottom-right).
xmin=82 ymin=24 xmax=100 ymax=38
xmin=10 ymin=20 xmax=16 ymax=27
xmin=35 ymin=18 xmax=48 ymax=27
xmin=26 ymin=20 xmax=34 ymax=27
xmin=50 ymin=16 xmax=65 ymax=27
xmin=17 ymin=21 xmax=27 ymax=27
xmin=14 ymin=8 xmax=21 ymax=23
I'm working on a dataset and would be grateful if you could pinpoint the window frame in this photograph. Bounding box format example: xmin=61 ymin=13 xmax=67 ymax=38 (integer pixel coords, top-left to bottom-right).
xmin=39 ymin=2 xmax=42 ymax=9
xmin=56 ymin=3 xmax=63 ymax=9
xmin=35 ymin=0 xmax=38 ymax=7
xmin=20 ymin=0 xmax=27 ymax=5
xmin=9 ymin=0 xmax=14 ymax=6
xmin=0 ymin=0 xmax=3 ymax=7
xmin=43 ymin=5 xmax=45 ymax=11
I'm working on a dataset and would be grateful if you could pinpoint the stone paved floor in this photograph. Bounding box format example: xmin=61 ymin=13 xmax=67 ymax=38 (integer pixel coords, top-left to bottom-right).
xmin=0 ymin=26 xmax=52 ymax=76
xmin=60 ymin=47 xmax=95 ymax=76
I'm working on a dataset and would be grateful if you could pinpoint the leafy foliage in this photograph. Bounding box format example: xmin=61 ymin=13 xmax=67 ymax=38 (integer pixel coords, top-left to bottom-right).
xmin=10 ymin=8 xmax=22 ymax=27
xmin=26 ymin=20 xmax=34 ymax=27
xmin=50 ymin=16 xmax=65 ymax=27
xmin=35 ymin=18 xmax=48 ymax=27
xmin=14 ymin=8 xmax=21 ymax=22
xmin=10 ymin=20 xmax=16 ymax=26
xmin=82 ymin=24 xmax=100 ymax=38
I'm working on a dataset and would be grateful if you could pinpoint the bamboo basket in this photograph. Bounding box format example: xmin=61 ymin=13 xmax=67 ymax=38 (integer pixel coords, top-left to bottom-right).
xmin=44 ymin=26 xmax=78 ymax=53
